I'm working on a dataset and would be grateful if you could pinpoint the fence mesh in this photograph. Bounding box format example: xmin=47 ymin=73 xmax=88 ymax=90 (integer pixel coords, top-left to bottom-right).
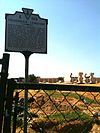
xmin=13 ymin=84 xmax=100 ymax=133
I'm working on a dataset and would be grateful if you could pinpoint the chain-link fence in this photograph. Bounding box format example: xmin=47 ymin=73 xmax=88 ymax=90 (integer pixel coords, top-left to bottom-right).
xmin=12 ymin=83 xmax=100 ymax=133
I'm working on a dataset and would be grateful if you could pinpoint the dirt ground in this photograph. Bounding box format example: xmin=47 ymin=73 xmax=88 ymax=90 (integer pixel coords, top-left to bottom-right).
xmin=16 ymin=84 xmax=100 ymax=133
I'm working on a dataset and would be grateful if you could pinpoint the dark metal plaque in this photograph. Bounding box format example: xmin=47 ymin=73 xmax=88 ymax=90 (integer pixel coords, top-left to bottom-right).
xmin=5 ymin=8 xmax=48 ymax=53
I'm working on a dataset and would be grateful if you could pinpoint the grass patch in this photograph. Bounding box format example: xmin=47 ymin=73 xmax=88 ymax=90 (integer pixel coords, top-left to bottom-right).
xmin=48 ymin=111 xmax=91 ymax=122
xmin=45 ymin=90 xmax=100 ymax=104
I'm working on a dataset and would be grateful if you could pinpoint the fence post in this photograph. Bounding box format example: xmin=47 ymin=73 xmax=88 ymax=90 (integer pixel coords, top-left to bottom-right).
xmin=0 ymin=53 xmax=10 ymax=133
xmin=3 ymin=79 xmax=16 ymax=133
xmin=12 ymin=92 xmax=19 ymax=133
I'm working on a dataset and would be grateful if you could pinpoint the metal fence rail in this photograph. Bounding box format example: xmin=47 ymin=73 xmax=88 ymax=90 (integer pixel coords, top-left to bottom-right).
xmin=12 ymin=83 xmax=100 ymax=133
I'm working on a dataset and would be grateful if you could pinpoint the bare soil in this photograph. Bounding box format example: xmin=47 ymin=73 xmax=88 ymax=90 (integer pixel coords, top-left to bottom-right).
xmin=16 ymin=84 xmax=100 ymax=133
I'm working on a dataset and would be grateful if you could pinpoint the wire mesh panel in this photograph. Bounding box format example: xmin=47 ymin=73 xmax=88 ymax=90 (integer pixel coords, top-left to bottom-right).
xmin=14 ymin=84 xmax=100 ymax=133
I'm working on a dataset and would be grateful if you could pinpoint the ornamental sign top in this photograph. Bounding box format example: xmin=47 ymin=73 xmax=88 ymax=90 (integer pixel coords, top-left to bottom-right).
xmin=5 ymin=8 xmax=48 ymax=53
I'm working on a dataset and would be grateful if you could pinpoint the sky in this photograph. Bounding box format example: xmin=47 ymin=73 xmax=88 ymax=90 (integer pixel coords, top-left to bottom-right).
xmin=0 ymin=0 xmax=100 ymax=80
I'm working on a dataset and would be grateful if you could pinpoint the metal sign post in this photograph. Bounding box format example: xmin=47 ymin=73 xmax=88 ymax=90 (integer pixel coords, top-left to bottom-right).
xmin=24 ymin=56 xmax=28 ymax=133
xmin=5 ymin=8 xmax=48 ymax=133
xmin=22 ymin=52 xmax=32 ymax=133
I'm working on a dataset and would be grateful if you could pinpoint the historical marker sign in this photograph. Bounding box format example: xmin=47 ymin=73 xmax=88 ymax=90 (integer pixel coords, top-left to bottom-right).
xmin=5 ymin=8 xmax=48 ymax=53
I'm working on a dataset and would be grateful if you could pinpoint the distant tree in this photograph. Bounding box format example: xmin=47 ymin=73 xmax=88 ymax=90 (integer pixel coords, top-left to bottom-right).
xmin=58 ymin=77 xmax=64 ymax=82
xmin=28 ymin=74 xmax=38 ymax=83
xmin=18 ymin=77 xmax=25 ymax=82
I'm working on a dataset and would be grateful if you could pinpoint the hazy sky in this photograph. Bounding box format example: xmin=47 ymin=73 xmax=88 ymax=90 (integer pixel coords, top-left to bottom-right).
xmin=0 ymin=0 xmax=100 ymax=79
